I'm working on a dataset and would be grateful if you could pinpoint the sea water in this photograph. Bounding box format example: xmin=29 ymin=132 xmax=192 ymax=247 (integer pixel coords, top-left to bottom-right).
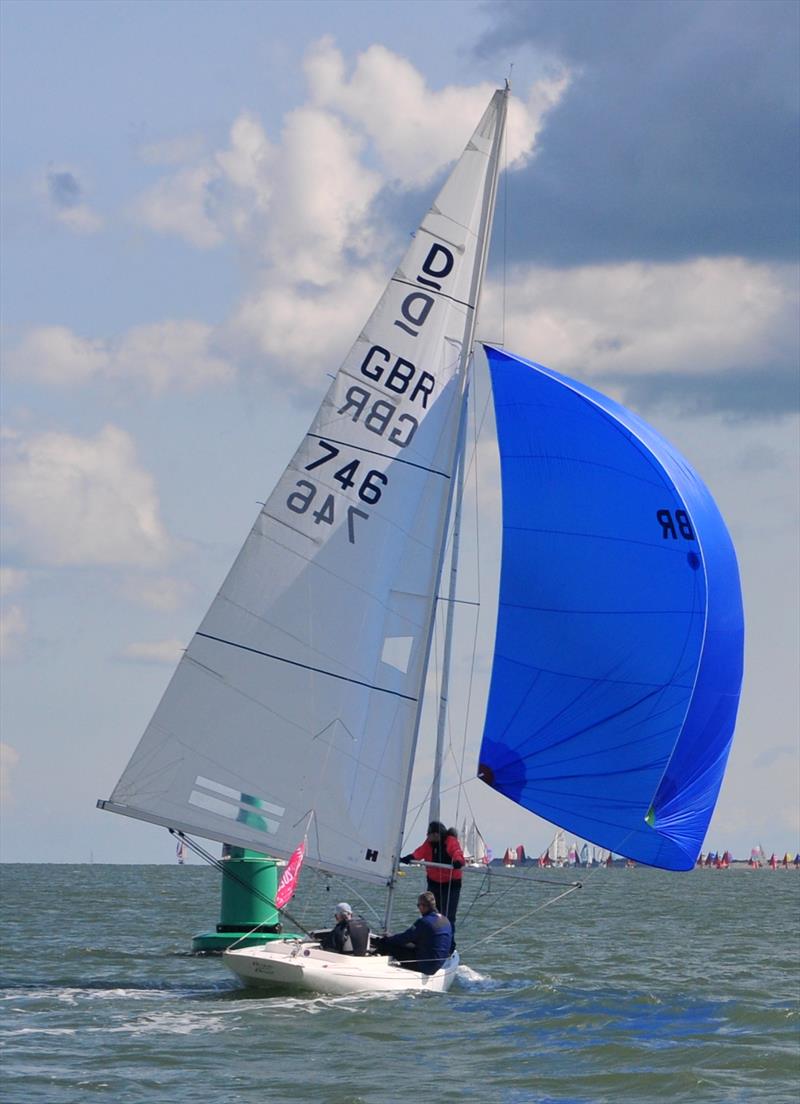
xmin=1 ymin=863 xmax=798 ymax=1103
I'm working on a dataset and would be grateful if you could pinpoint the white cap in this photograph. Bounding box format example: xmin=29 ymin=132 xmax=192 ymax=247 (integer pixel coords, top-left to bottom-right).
xmin=334 ymin=902 xmax=352 ymax=917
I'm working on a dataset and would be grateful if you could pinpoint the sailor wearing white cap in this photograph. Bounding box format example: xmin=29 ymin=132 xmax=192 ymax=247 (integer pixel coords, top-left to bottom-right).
xmin=318 ymin=902 xmax=369 ymax=955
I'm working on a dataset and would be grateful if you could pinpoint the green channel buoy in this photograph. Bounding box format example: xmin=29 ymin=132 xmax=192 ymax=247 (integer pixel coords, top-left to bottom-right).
xmin=192 ymin=847 xmax=287 ymax=953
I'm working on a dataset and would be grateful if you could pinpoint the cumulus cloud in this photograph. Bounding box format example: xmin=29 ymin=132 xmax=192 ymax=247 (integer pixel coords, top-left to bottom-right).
xmin=125 ymin=41 xmax=563 ymax=392
xmin=304 ymin=38 xmax=566 ymax=185
xmin=6 ymin=326 xmax=109 ymax=386
xmin=119 ymin=639 xmax=185 ymax=664
xmin=7 ymin=321 xmax=233 ymax=393
xmin=479 ymin=257 xmax=799 ymax=415
xmin=135 ymin=164 xmax=225 ymax=249
xmin=2 ymin=426 xmax=173 ymax=568
xmin=134 ymin=101 xmax=381 ymax=284
xmin=0 ymin=743 xmax=20 ymax=803
xmin=120 ymin=575 xmax=193 ymax=612
xmin=132 ymin=41 xmax=561 ymax=261
xmin=228 ymin=266 xmax=384 ymax=394
xmin=0 ymin=567 xmax=28 ymax=598
xmin=20 ymin=40 xmax=793 ymax=418
xmin=134 ymin=112 xmax=275 ymax=251
xmin=0 ymin=604 xmax=27 ymax=659
xmin=0 ymin=568 xmax=28 ymax=658
xmin=44 ymin=168 xmax=104 ymax=234
xmin=109 ymin=320 xmax=234 ymax=393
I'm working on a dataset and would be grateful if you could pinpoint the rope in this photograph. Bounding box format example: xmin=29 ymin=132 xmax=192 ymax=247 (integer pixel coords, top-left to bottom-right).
xmin=464 ymin=881 xmax=582 ymax=950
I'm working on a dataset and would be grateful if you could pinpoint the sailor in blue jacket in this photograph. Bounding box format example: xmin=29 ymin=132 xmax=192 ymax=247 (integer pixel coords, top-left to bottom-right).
xmin=377 ymin=891 xmax=453 ymax=975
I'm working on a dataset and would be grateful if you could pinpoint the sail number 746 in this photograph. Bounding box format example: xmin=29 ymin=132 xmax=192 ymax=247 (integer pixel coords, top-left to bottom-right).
xmin=285 ymin=440 xmax=388 ymax=543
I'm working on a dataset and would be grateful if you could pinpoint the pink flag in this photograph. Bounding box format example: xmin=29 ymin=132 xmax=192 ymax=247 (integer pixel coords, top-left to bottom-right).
xmin=275 ymin=841 xmax=306 ymax=909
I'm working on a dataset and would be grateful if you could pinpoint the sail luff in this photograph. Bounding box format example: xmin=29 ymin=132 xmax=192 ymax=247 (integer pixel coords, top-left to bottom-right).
xmin=427 ymin=86 xmax=509 ymax=830
xmin=427 ymin=397 xmax=469 ymax=826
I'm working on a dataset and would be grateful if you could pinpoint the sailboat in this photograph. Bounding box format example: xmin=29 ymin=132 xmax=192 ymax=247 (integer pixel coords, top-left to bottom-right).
xmin=463 ymin=820 xmax=488 ymax=867
xmin=98 ymin=83 xmax=744 ymax=996
xmin=540 ymin=829 xmax=568 ymax=868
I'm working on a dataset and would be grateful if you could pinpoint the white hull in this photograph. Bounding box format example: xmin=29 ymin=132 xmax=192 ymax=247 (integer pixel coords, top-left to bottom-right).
xmin=223 ymin=940 xmax=459 ymax=995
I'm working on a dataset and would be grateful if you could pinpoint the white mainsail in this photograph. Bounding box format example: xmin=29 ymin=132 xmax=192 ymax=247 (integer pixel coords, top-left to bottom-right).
xmin=101 ymin=90 xmax=508 ymax=887
xmin=542 ymin=829 xmax=568 ymax=867
xmin=465 ymin=820 xmax=487 ymax=864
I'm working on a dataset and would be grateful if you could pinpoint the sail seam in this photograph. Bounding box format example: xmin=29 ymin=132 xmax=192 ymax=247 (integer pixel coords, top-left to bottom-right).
xmin=195 ymin=632 xmax=418 ymax=701
xmin=305 ymin=433 xmax=450 ymax=478
xmin=493 ymin=654 xmax=694 ymax=690
xmin=390 ymin=276 xmax=475 ymax=312
xmin=416 ymin=225 xmax=468 ymax=251
xmin=503 ymin=524 xmax=697 ymax=554
xmin=499 ymin=602 xmax=704 ymax=615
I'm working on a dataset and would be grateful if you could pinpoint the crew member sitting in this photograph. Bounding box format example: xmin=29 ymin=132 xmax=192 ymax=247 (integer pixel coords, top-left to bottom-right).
xmin=375 ymin=891 xmax=453 ymax=975
xmin=318 ymin=902 xmax=369 ymax=956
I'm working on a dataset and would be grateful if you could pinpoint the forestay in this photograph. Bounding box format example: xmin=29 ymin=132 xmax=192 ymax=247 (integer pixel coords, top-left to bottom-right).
xmin=478 ymin=347 xmax=744 ymax=871
xmin=101 ymin=92 xmax=508 ymax=886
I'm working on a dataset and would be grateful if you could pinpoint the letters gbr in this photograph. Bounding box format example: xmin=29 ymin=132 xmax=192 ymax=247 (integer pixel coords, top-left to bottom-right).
xmin=285 ymin=241 xmax=456 ymax=544
xmin=338 ymin=240 xmax=454 ymax=450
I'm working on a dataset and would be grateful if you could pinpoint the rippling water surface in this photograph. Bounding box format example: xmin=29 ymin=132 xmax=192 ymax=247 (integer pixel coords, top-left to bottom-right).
xmin=1 ymin=863 xmax=798 ymax=1103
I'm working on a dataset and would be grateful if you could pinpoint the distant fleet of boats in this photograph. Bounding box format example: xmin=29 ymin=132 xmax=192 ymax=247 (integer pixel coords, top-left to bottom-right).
xmin=495 ymin=830 xmax=621 ymax=869
xmin=475 ymin=831 xmax=800 ymax=871
xmin=742 ymin=846 xmax=800 ymax=870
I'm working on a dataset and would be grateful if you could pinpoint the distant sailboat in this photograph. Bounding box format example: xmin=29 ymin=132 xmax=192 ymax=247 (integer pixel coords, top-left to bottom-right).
xmin=541 ymin=829 xmax=568 ymax=868
xmin=463 ymin=820 xmax=488 ymax=867
xmin=98 ymin=82 xmax=744 ymax=995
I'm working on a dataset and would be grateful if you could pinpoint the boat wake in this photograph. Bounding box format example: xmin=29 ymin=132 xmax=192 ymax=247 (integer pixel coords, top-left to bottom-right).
xmin=455 ymin=964 xmax=516 ymax=992
xmin=226 ymin=989 xmax=410 ymax=1014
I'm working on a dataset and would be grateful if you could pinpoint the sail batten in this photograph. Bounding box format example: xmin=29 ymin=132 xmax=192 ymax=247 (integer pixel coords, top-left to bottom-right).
xmin=478 ymin=346 xmax=743 ymax=871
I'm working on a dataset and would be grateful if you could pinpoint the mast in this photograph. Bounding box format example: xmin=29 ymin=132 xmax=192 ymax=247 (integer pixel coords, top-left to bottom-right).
xmin=384 ymin=85 xmax=509 ymax=931
xmin=427 ymin=404 xmax=468 ymax=826
xmin=428 ymin=85 xmax=509 ymax=829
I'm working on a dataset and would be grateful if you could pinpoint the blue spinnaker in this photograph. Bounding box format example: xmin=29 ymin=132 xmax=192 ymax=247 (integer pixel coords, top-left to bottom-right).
xmin=478 ymin=346 xmax=744 ymax=870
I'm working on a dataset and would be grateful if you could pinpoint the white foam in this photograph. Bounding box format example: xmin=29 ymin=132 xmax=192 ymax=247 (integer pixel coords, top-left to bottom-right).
xmin=2 ymin=1027 xmax=77 ymax=1037
xmin=101 ymin=1011 xmax=229 ymax=1037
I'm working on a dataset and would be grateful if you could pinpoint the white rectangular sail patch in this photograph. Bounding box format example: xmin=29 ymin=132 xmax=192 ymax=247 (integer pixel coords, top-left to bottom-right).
xmin=381 ymin=636 xmax=414 ymax=674
xmin=189 ymin=776 xmax=284 ymax=834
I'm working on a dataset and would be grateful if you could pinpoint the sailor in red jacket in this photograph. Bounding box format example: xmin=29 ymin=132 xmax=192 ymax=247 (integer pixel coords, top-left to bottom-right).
xmin=400 ymin=820 xmax=464 ymax=946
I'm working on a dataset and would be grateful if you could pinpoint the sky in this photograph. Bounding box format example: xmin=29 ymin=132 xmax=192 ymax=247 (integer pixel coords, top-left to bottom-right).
xmin=1 ymin=0 xmax=798 ymax=866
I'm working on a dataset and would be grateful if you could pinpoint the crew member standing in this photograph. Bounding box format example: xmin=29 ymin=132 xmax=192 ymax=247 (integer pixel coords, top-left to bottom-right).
xmin=400 ymin=820 xmax=464 ymax=943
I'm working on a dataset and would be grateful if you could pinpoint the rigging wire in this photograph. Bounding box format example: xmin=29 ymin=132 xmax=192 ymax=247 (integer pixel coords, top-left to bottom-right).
xmin=501 ymin=97 xmax=509 ymax=348
xmin=169 ymin=829 xmax=314 ymax=938
xmin=453 ymin=372 xmax=489 ymax=830
xmin=464 ymin=881 xmax=583 ymax=951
